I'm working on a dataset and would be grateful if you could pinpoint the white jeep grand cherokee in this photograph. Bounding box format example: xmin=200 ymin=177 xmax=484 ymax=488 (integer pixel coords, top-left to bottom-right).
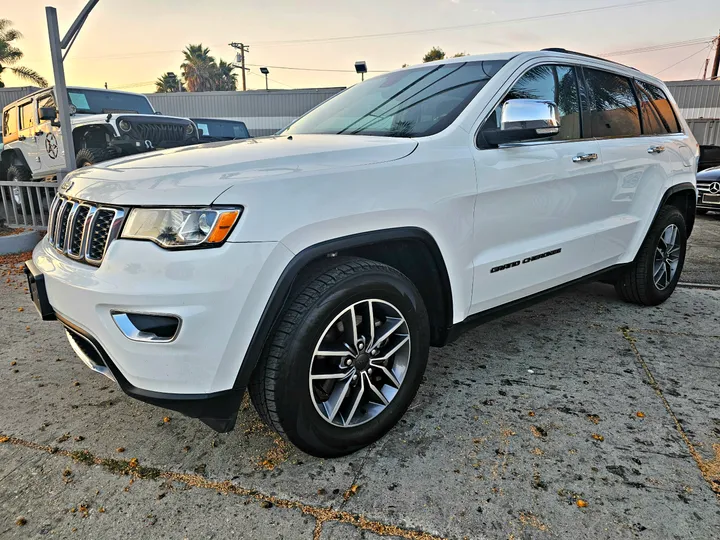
xmin=25 ymin=49 xmax=698 ymax=457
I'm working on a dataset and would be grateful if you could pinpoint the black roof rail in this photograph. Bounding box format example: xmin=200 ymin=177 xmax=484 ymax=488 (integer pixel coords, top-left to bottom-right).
xmin=541 ymin=48 xmax=638 ymax=71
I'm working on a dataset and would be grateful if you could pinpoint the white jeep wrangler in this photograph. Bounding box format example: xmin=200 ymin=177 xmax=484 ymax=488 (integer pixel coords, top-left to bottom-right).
xmin=2 ymin=86 xmax=198 ymax=212
xmin=25 ymin=50 xmax=698 ymax=457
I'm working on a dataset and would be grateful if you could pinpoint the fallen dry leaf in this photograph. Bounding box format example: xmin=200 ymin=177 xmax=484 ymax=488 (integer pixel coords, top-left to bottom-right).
xmin=15 ymin=516 xmax=26 ymax=526
xmin=343 ymin=484 xmax=361 ymax=501
xmin=591 ymin=433 xmax=604 ymax=442
xmin=587 ymin=414 xmax=600 ymax=424
xmin=116 ymin=447 xmax=125 ymax=453
xmin=163 ymin=416 xmax=171 ymax=423
xmin=636 ymin=411 xmax=645 ymax=418
xmin=576 ymin=499 xmax=588 ymax=508
xmin=17 ymin=307 xmax=24 ymax=312
xmin=10 ymin=361 xmax=16 ymax=366
xmin=528 ymin=411 xmax=535 ymax=417
xmin=128 ymin=458 xmax=139 ymax=469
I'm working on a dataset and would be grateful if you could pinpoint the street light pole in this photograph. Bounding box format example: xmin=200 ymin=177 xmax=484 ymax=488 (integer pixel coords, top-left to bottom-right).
xmin=260 ymin=67 xmax=269 ymax=91
xmin=46 ymin=1 xmax=100 ymax=181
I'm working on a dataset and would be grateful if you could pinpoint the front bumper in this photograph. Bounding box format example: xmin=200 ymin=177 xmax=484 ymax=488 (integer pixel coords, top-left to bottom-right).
xmin=29 ymin=236 xmax=293 ymax=429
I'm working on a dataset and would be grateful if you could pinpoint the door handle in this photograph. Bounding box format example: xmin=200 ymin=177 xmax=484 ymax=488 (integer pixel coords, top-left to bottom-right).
xmin=648 ymin=145 xmax=665 ymax=154
xmin=572 ymin=153 xmax=598 ymax=163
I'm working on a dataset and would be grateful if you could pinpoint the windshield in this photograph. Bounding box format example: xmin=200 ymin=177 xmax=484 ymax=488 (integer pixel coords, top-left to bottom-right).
xmin=67 ymin=88 xmax=155 ymax=115
xmin=283 ymin=60 xmax=507 ymax=138
xmin=194 ymin=119 xmax=250 ymax=139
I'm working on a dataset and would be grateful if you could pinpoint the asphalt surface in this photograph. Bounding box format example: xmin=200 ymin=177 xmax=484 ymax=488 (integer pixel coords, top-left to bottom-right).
xmin=0 ymin=219 xmax=718 ymax=539
xmin=684 ymin=211 xmax=720 ymax=286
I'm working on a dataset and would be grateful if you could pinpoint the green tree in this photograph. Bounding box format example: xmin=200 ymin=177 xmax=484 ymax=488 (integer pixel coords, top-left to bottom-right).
xmin=0 ymin=19 xmax=47 ymax=88
xmin=214 ymin=59 xmax=237 ymax=91
xmin=155 ymin=72 xmax=184 ymax=93
xmin=422 ymin=47 xmax=445 ymax=63
xmin=452 ymin=52 xmax=468 ymax=58
xmin=181 ymin=44 xmax=216 ymax=92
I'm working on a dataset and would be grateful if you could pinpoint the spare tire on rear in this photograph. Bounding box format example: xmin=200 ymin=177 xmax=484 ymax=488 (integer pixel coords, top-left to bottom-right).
xmin=76 ymin=147 xmax=119 ymax=168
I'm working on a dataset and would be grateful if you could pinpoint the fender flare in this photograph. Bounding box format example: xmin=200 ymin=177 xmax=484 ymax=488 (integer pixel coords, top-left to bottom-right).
xmin=0 ymin=148 xmax=31 ymax=177
xmin=656 ymin=181 xmax=696 ymax=237
xmin=231 ymin=227 xmax=453 ymax=390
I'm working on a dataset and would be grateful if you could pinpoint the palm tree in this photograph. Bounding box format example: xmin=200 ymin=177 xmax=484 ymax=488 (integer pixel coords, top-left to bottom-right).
xmin=214 ymin=59 xmax=237 ymax=91
xmin=155 ymin=72 xmax=184 ymax=93
xmin=181 ymin=44 xmax=216 ymax=92
xmin=0 ymin=19 xmax=47 ymax=88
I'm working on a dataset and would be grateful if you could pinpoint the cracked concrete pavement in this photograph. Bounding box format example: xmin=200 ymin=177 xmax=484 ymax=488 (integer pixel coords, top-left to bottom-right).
xmin=0 ymin=218 xmax=719 ymax=539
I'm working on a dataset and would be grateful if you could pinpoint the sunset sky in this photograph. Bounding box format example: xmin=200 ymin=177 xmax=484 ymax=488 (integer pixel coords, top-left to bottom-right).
xmin=4 ymin=0 xmax=720 ymax=93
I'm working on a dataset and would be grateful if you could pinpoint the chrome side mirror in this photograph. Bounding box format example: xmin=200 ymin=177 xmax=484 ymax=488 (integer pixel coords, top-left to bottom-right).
xmin=484 ymin=99 xmax=560 ymax=146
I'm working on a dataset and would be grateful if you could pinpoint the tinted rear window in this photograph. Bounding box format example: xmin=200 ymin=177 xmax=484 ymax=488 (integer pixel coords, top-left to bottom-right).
xmin=2 ymin=108 xmax=17 ymax=136
xmin=584 ymin=68 xmax=641 ymax=138
xmin=635 ymin=80 xmax=680 ymax=134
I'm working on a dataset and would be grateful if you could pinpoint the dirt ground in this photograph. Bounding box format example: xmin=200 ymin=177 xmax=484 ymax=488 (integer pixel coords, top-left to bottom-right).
xmin=0 ymin=218 xmax=718 ymax=539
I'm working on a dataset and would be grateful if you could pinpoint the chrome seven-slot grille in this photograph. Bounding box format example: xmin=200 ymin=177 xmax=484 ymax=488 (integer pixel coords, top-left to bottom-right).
xmin=47 ymin=195 xmax=126 ymax=266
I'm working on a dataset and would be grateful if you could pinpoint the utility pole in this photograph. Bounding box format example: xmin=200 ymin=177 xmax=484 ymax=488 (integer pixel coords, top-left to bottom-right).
xmin=229 ymin=42 xmax=249 ymax=91
xmin=46 ymin=0 xmax=100 ymax=180
xmin=711 ymin=32 xmax=720 ymax=80
xmin=703 ymin=58 xmax=709 ymax=80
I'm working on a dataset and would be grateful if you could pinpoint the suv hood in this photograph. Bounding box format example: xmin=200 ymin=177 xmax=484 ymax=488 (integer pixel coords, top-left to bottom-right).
xmin=61 ymin=135 xmax=418 ymax=206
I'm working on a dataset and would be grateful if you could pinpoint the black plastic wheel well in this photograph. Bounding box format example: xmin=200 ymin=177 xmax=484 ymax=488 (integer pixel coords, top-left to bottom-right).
xmin=72 ymin=125 xmax=114 ymax=151
xmin=0 ymin=149 xmax=29 ymax=178
xmin=293 ymin=234 xmax=453 ymax=347
xmin=665 ymin=188 xmax=696 ymax=237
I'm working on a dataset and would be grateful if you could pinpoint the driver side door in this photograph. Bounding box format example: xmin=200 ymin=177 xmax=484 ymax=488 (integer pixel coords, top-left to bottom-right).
xmin=35 ymin=92 xmax=65 ymax=175
xmin=469 ymin=63 xmax=612 ymax=315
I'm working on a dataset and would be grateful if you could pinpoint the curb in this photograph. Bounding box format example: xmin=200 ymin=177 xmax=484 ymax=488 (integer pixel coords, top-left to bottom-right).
xmin=0 ymin=230 xmax=43 ymax=255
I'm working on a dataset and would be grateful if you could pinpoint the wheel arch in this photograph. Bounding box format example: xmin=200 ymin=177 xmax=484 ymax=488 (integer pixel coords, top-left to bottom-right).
xmin=72 ymin=124 xmax=115 ymax=153
xmin=1 ymin=148 xmax=31 ymax=179
xmin=659 ymin=182 xmax=696 ymax=238
xmin=231 ymin=227 xmax=454 ymax=394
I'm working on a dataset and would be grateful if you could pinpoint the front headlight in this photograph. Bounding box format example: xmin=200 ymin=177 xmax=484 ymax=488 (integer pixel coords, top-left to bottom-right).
xmin=185 ymin=123 xmax=196 ymax=136
xmin=121 ymin=208 xmax=242 ymax=248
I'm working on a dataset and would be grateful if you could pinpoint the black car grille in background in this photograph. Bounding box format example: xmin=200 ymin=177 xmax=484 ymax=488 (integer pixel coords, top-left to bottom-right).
xmin=119 ymin=117 xmax=195 ymax=148
xmin=47 ymin=195 xmax=125 ymax=266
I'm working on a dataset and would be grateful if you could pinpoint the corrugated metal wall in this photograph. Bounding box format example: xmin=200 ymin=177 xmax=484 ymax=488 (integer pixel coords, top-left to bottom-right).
xmin=665 ymin=80 xmax=720 ymax=121
xmin=0 ymin=86 xmax=39 ymax=113
xmin=686 ymin=118 xmax=720 ymax=147
xmin=146 ymin=88 xmax=345 ymax=136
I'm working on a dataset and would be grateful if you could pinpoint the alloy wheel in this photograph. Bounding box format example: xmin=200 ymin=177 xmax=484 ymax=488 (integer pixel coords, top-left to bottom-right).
xmin=653 ymin=224 xmax=681 ymax=291
xmin=309 ymin=299 xmax=411 ymax=428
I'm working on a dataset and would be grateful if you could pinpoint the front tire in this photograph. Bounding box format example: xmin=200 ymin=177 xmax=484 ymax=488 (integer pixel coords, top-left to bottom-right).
xmin=249 ymin=258 xmax=429 ymax=457
xmin=75 ymin=147 xmax=119 ymax=168
xmin=614 ymin=206 xmax=687 ymax=306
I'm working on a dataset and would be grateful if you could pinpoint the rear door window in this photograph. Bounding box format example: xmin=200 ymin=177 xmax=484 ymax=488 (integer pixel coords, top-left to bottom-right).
xmin=2 ymin=108 xmax=17 ymax=137
xmin=583 ymin=68 xmax=641 ymax=138
xmin=483 ymin=64 xmax=582 ymax=142
xmin=635 ymin=80 xmax=680 ymax=134
xmin=19 ymin=102 xmax=34 ymax=130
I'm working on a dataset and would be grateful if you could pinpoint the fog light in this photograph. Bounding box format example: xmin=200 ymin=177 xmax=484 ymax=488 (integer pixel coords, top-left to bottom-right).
xmin=111 ymin=311 xmax=181 ymax=343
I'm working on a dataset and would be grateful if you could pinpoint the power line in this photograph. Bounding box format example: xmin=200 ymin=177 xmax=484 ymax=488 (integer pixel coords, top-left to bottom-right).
xmin=248 ymin=70 xmax=293 ymax=89
xmin=245 ymin=62 xmax=389 ymax=73
xmin=252 ymin=0 xmax=678 ymax=46
xmin=602 ymin=37 xmax=715 ymax=57
xmin=653 ymin=43 xmax=714 ymax=76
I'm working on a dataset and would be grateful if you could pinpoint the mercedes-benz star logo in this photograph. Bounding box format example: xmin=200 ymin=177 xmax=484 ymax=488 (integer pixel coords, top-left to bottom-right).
xmin=710 ymin=182 xmax=720 ymax=195
xmin=45 ymin=133 xmax=59 ymax=159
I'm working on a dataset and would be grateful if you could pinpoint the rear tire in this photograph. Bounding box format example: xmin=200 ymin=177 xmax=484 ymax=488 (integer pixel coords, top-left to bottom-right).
xmin=75 ymin=147 xmax=119 ymax=168
xmin=614 ymin=206 xmax=686 ymax=306
xmin=5 ymin=165 xmax=39 ymax=216
xmin=249 ymin=257 xmax=429 ymax=457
